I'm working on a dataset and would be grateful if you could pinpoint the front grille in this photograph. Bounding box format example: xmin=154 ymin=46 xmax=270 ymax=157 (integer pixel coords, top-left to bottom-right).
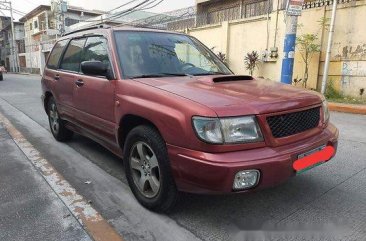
xmin=267 ymin=107 xmax=320 ymax=138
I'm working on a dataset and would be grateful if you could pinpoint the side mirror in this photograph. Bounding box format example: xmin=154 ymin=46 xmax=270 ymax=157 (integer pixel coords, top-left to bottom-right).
xmin=81 ymin=61 xmax=114 ymax=80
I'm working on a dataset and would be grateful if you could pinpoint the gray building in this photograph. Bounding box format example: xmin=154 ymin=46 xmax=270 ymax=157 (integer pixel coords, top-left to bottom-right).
xmin=18 ymin=4 xmax=104 ymax=74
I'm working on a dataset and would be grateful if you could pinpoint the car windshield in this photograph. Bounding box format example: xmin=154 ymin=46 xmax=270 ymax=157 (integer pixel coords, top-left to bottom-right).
xmin=114 ymin=31 xmax=232 ymax=79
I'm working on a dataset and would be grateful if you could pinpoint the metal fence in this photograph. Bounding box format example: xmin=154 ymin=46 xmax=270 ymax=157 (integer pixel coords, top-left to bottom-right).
xmin=160 ymin=0 xmax=354 ymax=31
xmin=145 ymin=0 xmax=274 ymax=31
xmin=303 ymin=0 xmax=354 ymax=9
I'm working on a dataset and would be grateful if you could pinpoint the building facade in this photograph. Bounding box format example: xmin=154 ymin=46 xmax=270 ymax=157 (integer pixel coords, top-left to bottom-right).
xmin=18 ymin=5 xmax=104 ymax=74
xmin=0 ymin=17 xmax=25 ymax=72
xmin=0 ymin=16 xmax=11 ymax=67
xmin=168 ymin=0 xmax=365 ymax=97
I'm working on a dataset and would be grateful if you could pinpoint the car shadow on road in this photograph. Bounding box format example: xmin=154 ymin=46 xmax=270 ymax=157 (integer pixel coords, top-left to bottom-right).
xmin=62 ymin=133 xmax=352 ymax=240
xmin=66 ymin=133 xmax=327 ymax=218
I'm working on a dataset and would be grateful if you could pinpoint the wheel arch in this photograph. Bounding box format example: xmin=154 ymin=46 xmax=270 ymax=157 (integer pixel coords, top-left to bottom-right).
xmin=44 ymin=91 xmax=53 ymax=114
xmin=118 ymin=114 xmax=162 ymax=151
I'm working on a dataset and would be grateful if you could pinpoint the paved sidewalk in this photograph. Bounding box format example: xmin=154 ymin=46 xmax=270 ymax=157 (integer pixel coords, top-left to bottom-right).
xmin=0 ymin=123 xmax=92 ymax=241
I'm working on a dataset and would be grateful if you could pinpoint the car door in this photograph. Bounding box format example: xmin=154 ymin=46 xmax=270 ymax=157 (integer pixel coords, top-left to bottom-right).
xmin=43 ymin=39 xmax=73 ymax=118
xmin=73 ymin=36 xmax=116 ymax=143
xmin=57 ymin=38 xmax=86 ymax=121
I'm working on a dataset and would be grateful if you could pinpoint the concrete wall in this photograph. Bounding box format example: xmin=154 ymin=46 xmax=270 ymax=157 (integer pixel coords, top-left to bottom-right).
xmin=186 ymin=0 xmax=366 ymax=97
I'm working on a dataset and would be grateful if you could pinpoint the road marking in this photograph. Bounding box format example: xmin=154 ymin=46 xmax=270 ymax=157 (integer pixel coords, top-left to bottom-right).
xmin=0 ymin=112 xmax=125 ymax=241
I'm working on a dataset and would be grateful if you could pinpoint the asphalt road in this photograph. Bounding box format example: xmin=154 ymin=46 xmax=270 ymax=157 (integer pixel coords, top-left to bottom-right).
xmin=0 ymin=73 xmax=365 ymax=241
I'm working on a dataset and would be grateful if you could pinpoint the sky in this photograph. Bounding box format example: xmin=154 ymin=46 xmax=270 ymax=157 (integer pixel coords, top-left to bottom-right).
xmin=9 ymin=0 xmax=195 ymax=20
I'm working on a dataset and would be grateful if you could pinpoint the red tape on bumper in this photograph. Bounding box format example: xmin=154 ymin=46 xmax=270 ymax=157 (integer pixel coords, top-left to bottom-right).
xmin=293 ymin=146 xmax=336 ymax=171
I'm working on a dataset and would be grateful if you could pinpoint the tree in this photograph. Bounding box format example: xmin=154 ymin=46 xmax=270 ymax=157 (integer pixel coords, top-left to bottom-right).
xmin=296 ymin=34 xmax=320 ymax=88
xmin=244 ymin=51 xmax=260 ymax=76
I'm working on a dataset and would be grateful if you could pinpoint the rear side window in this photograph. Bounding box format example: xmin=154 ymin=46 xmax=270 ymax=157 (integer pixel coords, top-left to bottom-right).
xmin=81 ymin=36 xmax=111 ymax=72
xmin=47 ymin=40 xmax=68 ymax=70
xmin=60 ymin=38 xmax=86 ymax=72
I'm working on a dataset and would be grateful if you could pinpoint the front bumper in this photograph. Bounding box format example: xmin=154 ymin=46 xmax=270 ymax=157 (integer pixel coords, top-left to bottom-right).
xmin=168 ymin=123 xmax=339 ymax=194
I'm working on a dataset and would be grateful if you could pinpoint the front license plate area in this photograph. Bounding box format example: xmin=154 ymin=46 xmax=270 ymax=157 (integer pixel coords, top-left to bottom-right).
xmin=298 ymin=145 xmax=326 ymax=159
xmin=296 ymin=145 xmax=326 ymax=174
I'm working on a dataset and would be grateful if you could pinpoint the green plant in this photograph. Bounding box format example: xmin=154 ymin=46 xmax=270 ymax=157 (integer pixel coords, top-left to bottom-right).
xmin=293 ymin=77 xmax=303 ymax=86
xmin=296 ymin=34 xmax=321 ymax=88
xmin=318 ymin=17 xmax=330 ymax=31
xmin=325 ymin=80 xmax=366 ymax=104
xmin=216 ymin=52 xmax=227 ymax=63
xmin=211 ymin=47 xmax=227 ymax=63
xmin=244 ymin=51 xmax=260 ymax=76
xmin=325 ymin=79 xmax=343 ymax=99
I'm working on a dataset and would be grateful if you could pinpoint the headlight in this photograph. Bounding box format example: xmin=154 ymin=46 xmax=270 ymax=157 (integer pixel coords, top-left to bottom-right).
xmin=192 ymin=117 xmax=223 ymax=144
xmin=192 ymin=116 xmax=263 ymax=144
xmin=322 ymin=100 xmax=330 ymax=123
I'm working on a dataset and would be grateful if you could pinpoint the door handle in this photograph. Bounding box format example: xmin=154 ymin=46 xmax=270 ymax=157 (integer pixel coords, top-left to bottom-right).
xmin=75 ymin=79 xmax=84 ymax=87
xmin=54 ymin=74 xmax=60 ymax=80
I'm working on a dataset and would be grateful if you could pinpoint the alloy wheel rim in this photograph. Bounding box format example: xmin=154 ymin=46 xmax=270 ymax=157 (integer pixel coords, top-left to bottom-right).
xmin=49 ymin=103 xmax=60 ymax=134
xmin=129 ymin=142 xmax=161 ymax=198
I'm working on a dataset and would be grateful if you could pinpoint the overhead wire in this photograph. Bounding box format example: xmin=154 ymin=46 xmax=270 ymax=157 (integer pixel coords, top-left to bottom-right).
xmin=78 ymin=0 xmax=164 ymax=23
xmin=109 ymin=0 xmax=140 ymax=13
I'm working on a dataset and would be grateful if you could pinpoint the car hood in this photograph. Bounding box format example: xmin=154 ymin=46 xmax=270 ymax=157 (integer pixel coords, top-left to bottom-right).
xmin=136 ymin=76 xmax=323 ymax=116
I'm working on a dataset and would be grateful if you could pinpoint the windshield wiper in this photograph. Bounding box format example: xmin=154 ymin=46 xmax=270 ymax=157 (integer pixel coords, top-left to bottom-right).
xmin=129 ymin=74 xmax=167 ymax=79
xmin=193 ymin=71 xmax=229 ymax=76
xmin=160 ymin=73 xmax=193 ymax=77
xmin=130 ymin=73 xmax=192 ymax=79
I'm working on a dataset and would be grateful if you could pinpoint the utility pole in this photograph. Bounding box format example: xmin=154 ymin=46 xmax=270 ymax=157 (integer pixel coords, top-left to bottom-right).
xmin=9 ymin=1 xmax=19 ymax=72
xmin=321 ymin=0 xmax=338 ymax=94
xmin=0 ymin=0 xmax=19 ymax=72
xmin=51 ymin=0 xmax=67 ymax=35
xmin=280 ymin=0 xmax=304 ymax=84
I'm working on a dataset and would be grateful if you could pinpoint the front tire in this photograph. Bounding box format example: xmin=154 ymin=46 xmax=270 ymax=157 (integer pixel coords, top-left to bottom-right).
xmin=47 ymin=97 xmax=73 ymax=142
xmin=0 ymin=73 xmax=3 ymax=81
xmin=124 ymin=125 xmax=178 ymax=212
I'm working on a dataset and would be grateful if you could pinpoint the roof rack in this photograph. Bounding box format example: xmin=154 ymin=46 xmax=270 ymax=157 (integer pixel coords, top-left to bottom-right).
xmin=62 ymin=24 xmax=111 ymax=37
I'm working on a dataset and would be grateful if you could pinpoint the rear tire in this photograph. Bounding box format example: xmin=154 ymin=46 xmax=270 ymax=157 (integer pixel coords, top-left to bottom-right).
xmin=47 ymin=97 xmax=73 ymax=142
xmin=123 ymin=125 xmax=179 ymax=212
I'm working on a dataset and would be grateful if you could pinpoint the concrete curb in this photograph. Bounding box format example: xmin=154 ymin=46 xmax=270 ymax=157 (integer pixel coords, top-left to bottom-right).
xmin=329 ymin=102 xmax=366 ymax=115
xmin=7 ymin=72 xmax=40 ymax=76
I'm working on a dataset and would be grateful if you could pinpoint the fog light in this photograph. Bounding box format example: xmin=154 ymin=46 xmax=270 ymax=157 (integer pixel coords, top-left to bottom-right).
xmin=233 ymin=170 xmax=260 ymax=190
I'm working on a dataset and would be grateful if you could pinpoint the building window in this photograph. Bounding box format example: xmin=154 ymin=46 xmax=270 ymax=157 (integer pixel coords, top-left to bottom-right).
xmin=244 ymin=0 xmax=272 ymax=18
xmin=34 ymin=20 xmax=38 ymax=29
xmin=65 ymin=18 xmax=80 ymax=27
xmin=29 ymin=23 xmax=33 ymax=30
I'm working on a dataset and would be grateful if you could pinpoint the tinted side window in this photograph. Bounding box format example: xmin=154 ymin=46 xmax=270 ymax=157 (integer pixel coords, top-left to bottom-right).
xmin=47 ymin=40 xmax=68 ymax=70
xmin=60 ymin=38 xmax=86 ymax=72
xmin=81 ymin=37 xmax=111 ymax=74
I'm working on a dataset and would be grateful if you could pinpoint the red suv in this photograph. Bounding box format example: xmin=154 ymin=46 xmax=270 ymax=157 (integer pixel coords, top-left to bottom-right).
xmin=42 ymin=26 xmax=338 ymax=212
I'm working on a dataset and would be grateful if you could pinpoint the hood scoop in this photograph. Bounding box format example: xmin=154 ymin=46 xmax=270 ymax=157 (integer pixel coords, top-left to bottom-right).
xmin=211 ymin=75 xmax=254 ymax=83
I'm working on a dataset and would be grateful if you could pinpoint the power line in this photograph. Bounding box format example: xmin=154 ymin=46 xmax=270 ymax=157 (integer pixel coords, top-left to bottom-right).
xmin=109 ymin=0 xmax=140 ymax=12
xmin=79 ymin=0 xmax=163 ymax=24
xmin=102 ymin=0 xmax=151 ymax=21
xmin=0 ymin=2 xmax=26 ymax=16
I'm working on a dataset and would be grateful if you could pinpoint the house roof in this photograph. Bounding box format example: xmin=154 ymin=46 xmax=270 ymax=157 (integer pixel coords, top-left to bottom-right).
xmin=19 ymin=5 xmax=105 ymax=22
